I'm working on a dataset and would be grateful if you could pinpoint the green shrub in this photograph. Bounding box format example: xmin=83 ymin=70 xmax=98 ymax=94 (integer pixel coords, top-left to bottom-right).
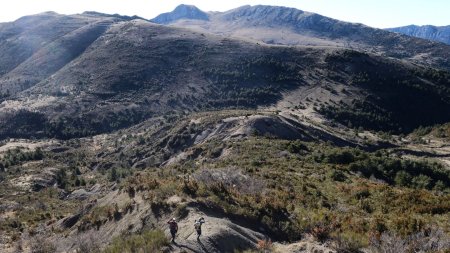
xmin=328 ymin=169 xmax=347 ymax=182
xmin=102 ymin=230 xmax=169 ymax=253
xmin=333 ymin=231 xmax=366 ymax=252
xmin=394 ymin=171 xmax=412 ymax=187
xmin=109 ymin=168 xmax=119 ymax=182
xmin=287 ymin=141 xmax=308 ymax=154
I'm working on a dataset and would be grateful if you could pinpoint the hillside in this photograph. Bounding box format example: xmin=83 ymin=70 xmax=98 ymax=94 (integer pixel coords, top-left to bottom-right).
xmin=387 ymin=25 xmax=450 ymax=45
xmin=153 ymin=5 xmax=450 ymax=71
xmin=1 ymin=110 xmax=449 ymax=253
xmin=0 ymin=8 xmax=449 ymax=253
xmin=0 ymin=12 xmax=138 ymax=97
xmin=0 ymin=15 xmax=449 ymax=140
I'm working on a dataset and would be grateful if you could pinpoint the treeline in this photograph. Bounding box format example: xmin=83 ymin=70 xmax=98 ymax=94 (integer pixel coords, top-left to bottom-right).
xmin=0 ymin=110 xmax=47 ymax=139
xmin=203 ymin=87 xmax=281 ymax=109
xmin=311 ymin=147 xmax=450 ymax=191
xmin=319 ymin=100 xmax=400 ymax=132
xmin=0 ymin=109 xmax=152 ymax=140
xmin=0 ymin=147 xmax=44 ymax=170
xmin=322 ymin=51 xmax=450 ymax=134
xmin=412 ymin=123 xmax=450 ymax=139
xmin=202 ymin=55 xmax=304 ymax=108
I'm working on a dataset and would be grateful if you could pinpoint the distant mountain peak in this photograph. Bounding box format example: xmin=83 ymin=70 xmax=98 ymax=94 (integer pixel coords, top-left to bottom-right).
xmin=40 ymin=11 xmax=59 ymax=15
xmin=386 ymin=24 xmax=450 ymax=45
xmin=151 ymin=4 xmax=209 ymax=24
xmin=175 ymin=4 xmax=198 ymax=9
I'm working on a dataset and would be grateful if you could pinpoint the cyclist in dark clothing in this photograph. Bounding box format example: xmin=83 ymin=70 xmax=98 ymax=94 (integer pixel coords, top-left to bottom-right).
xmin=167 ymin=218 xmax=178 ymax=242
xmin=194 ymin=217 xmax=205 ymax=240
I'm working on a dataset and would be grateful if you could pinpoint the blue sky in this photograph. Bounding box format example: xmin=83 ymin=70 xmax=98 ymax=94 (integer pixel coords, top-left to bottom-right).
xmin=1 ymin=0 xmax=449 ymax=28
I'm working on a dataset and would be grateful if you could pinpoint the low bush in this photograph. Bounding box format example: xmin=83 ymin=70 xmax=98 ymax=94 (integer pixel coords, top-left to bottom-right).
xmin=369 ymin=228 xmax=450 ymax=253
xmin=102 ymin=230 xmax=169 ymax=253
xmin=333 ymin=231 xmax=366 ymax=253
xmin=30 ymin=236 xmax=57 ymax=253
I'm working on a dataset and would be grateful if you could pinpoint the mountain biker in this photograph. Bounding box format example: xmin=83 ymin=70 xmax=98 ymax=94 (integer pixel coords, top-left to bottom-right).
xmin=167 ymin=218 xmax=178 ymax=242
xmin=194 ymin=217 xmax=205 ymax=240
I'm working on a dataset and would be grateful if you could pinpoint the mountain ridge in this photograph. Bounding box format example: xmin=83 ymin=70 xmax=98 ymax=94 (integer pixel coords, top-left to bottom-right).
xmin=386 ymin=24 xmax=450 ymax=45
xmin=0 ymin=12 xmax=136 ymax=96
xmin=155 ymin=4 xmax=450 ymax=71
xmin=0 ymin=15 xmax=449 ymax=140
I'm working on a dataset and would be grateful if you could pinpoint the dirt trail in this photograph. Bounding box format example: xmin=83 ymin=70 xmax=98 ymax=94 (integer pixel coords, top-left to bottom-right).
xmin=165 ymin=204 xmax=265 ymax=253
xmin=164 ymin=201 xmax=336 ymax=253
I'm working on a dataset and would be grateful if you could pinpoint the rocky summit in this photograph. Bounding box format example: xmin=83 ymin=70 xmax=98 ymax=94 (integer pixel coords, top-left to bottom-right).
xmin=151 ymin=4 xmax=209 ymax=24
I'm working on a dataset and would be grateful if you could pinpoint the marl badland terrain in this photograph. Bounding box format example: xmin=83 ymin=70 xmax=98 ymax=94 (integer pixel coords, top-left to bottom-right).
xmin=0 ymin=4 xmax=449 ymax=253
